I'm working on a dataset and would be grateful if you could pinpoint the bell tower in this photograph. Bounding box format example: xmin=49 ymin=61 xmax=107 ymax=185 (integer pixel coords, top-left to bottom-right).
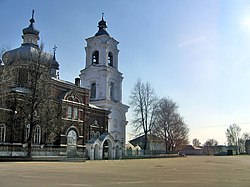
xmin=79 ymin=15 xmax=129 ymax=144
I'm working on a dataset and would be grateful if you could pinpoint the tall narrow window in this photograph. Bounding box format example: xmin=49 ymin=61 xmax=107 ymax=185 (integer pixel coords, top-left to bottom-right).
xmin=73 ymin=107 xmax=78 ymax=120
xmin=33 ymin=125 xmax=41 ymax=144
xmin=92 ymin=51 xmax=99 ymax=65
xmin=96 ymin=131 xmax=100 ymax=138
xmin=0 ymin=124 xmax=6 ymax=143
xmin=108 ymin=52 xmax=113 ymax=67
xmin=110 ymin=82 xmax=115 ymax=101
xmin=67 ymin=106 xmax=72 ymax=119
xmin=18 ymin=68 xmax=28 ymax=86
xmin=90 ymin=83 xmax=96 ymax=99
xmin=91 ymin=131 xmax=95 ymax=139
xmin=26 ymin=124 xmax=30 ymax=141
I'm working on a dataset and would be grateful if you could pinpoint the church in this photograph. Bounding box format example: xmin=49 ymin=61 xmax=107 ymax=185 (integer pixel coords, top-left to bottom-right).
xmin=0 ymin=11 xmax=128 ymax=160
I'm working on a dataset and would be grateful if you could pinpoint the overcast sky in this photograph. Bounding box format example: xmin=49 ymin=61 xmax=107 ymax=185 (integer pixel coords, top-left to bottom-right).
xmin=1 ymin=0 xmax=250 ymax=144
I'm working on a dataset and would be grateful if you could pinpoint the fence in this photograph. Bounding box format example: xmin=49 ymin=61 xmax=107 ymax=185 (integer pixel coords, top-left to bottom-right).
xmin=123 ymin=149 xmax=178 ymax=158
xmin=0 ymin=145 xmax=84 ymax=158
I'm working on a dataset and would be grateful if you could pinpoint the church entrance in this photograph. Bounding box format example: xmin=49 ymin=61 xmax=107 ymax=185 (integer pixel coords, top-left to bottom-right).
xmin=67 ymin=130 xmax=77 ymax=157
xmin=94 ymin=144 xmax=100 ymax=160
xmin=102 ymin=139 xmax=112 ymax=159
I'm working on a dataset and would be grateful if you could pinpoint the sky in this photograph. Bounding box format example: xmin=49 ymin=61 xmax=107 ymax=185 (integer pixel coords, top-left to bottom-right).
xmin=1 ymin=0 xmax=250 ymax=145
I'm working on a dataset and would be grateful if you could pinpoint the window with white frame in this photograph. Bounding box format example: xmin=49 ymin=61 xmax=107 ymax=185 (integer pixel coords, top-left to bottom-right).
xmin=33 ymin=125 xmax=41 ymax=144
xmin=26 ymin=124 xmax=30 ymax=141
xmin=67 ymin=106 xmax=72 ymax=119
xmin=0 ymin=124 xmax=6 ymax=143
xmin=73 ymin=107 xmax=78 ymax=120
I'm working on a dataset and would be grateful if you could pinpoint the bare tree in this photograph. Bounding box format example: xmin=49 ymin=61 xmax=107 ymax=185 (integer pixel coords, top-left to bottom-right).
xmin=226 ymin=124 xmax=241 ymax=154
xmin=2 ymin=43 xmax=61 ymax=157
xmin=242 ymin=132 xmax=250 ymax=140
xmin=152 ymin=97 xmax=189 ymax=152
xmin=204 ymin=139 xmax=218 ymax=146
xmin=20 ymin=44 xmax=61 ymax=156
xmin=203 ymin=138 xmax=218 ymax=155
xmin=0 ymin=45 xmax=10 ymax=59
xmin=129 ymin=79 xmax=158 ymax=151
xmin=238 ymin=132 xmax=250 ymax=153
xmin=226 ymin=124 xmax=241 ymax=146
xmin=0 ymin=45 xmax=13 ymax=107
xmin=192 ymin=138 xmax=201 ymax=147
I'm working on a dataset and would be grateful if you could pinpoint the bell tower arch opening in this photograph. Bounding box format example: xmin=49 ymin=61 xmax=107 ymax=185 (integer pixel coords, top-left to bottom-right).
xmin=92 ymin=50 xmax=99 ymax=65
xmin=108 ymin=52 xmax=113 ymax=67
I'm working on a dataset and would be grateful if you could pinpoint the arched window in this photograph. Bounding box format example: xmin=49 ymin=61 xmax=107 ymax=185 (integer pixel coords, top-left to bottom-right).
xmin=110 ymin=82 xmax=115 ymax=101
xmin=73 ymin=107 xmax=78 ymax=120
xmin=90 ymin=83 xmax=96 ymax=99
xmin=92 ymin=51 xmax=99 ymax=65
xmin=33 ymin=125 xmax=41 ymax=144
xmin=91 ymin=131 xmax=95 ymax=139
xmin=0 ymin=124 xmax=6 ymax=143
xmin=67 ymin=106 xmax=72 ymax=119
xmin=108 ymin=52 xmax=113 ymax=66
xmin=25 ymin=124 xmax=30 ymax=141
xmin=96 ymin=131 xmax=100 ymax=138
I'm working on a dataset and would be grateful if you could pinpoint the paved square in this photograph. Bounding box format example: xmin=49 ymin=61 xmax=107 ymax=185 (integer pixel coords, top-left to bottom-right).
xmin=0 ymin=156 xmax=250 ymax=187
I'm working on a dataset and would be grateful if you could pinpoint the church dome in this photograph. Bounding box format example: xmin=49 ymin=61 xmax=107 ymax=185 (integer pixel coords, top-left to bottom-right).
xmin=21 ymin=10 xmax=40 ymax=47
xmin=2 ymin=45 xmax=53 ymax=66
xmin=95 ymin=14 xmax=109 ymax=36
xmin=22 ymin=17 xmax=40 ymax=37
xmin=50 ymin=51 xmax=59 ymax=69
xmin=51 ymin=58 xmax=59 ymax=69
xmin=2 ymin=10 xmax=58 ymax=69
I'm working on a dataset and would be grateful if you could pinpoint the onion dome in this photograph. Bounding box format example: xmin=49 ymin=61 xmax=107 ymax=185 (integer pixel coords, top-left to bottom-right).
xmin=95 ymin=13 xmax=109 ymax=36
xmin=1 ymin=10 xmax=51 ymax=65
xmin=22 ymin=13 xmax=39 ymax=36
xmin=22 ymin=10 xmax=40 ymax=46
xmin=50 ymin=45 xmax=59 ymax=69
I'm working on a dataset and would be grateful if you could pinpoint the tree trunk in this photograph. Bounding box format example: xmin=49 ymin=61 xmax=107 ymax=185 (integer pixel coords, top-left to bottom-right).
xmin=165 ymin=140 xmax=168 ymax=154
xmin=144 ymin=132 xmax=148 ymax=154
xmin=27 ymin=139 xmax=32 ymax=158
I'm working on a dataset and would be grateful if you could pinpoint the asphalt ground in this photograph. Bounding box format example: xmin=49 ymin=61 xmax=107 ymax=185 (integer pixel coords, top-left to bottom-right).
xmin=0 ymin=156 xmax=250 ymax=187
